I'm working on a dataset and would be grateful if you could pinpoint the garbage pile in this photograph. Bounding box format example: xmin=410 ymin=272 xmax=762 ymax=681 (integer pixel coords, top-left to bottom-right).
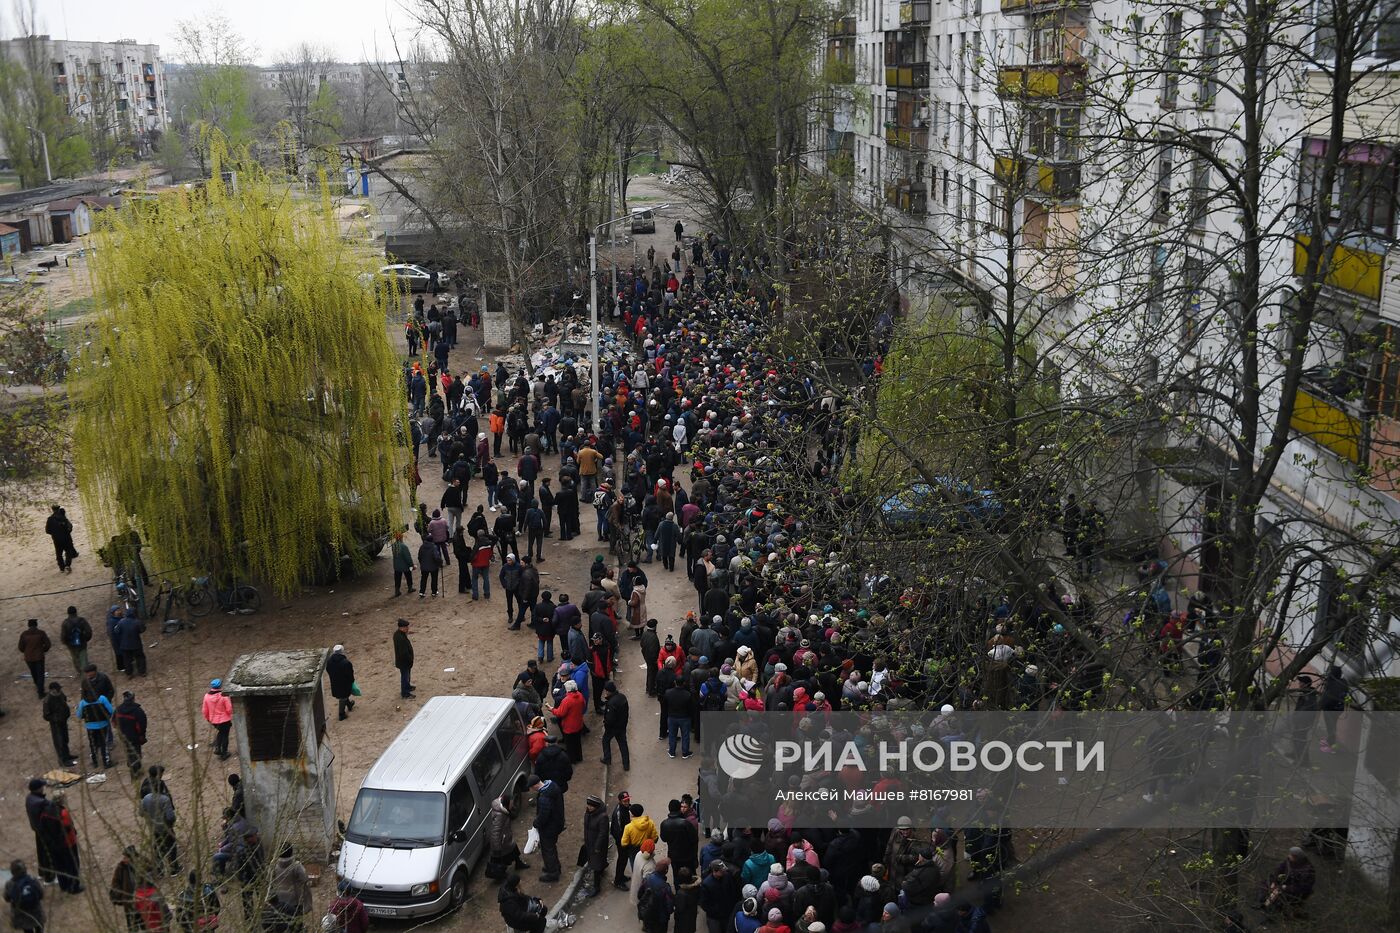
xmin=522 ymin=315 xmax=630 ymax=376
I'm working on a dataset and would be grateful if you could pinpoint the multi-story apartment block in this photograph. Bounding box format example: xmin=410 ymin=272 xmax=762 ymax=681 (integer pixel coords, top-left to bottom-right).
xmin=810 ymin=5 xmax=1400 ymax=879
xmin=0 ymin=35 xmax=168 ymax=156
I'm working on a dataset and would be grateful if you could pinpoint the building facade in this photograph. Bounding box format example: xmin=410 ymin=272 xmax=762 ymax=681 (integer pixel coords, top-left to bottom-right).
xmin=0 ymin=35 xmax=169 ymax=156
xmin=810 ymin=0 xmax=1400 ymax=883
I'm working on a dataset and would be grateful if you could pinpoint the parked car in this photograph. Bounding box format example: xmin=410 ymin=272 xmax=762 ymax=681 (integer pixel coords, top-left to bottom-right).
xmin=378 ymin=263 xmax=436 ymax=293
xmin=630 ymin=207 xmax=656 ymax=234
xmin=337 ymin=696 xmax=531 ymax=920
xmin=878 ymin=478 xmax=1005 ymax=532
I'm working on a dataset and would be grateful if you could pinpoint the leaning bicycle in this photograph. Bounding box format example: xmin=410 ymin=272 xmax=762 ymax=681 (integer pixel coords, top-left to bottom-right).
xmin=183 ymin=576 xmax=261 ymax=617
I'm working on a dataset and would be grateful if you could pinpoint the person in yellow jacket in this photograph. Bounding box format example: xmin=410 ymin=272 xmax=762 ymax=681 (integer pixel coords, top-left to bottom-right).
xmin=615 ymin=803 xmax=659 ymax=891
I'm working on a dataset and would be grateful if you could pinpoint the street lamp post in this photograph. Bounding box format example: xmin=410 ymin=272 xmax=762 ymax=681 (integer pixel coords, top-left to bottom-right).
xmin=588 ymin=203 xmax=670 ymax=431
xmin=24 ymin=125 xmax=51 ymax=183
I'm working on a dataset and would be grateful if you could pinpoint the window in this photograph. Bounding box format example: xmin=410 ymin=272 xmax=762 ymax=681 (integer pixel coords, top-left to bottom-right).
xmin=345 ymin=789 xmax=445 ymax=845
xmin=496 ymin=715 xmax=527 ymax=763
xmin=1298 ymin=138 xmax=1398 ymax=236
xmin=246 ymin=695 xmax=300 ymax=760
xmin=1200 ymin=11 xmax=1221 ymax=109
xmin=1145 ymin=244 xmax=1168 ymax=325
xmin=1162 ymin=12 xmax=1183 ymax=108
xmin=1187 ymin=140 xmax=1212 ymax=228
xmin=1181 ymin=254 xmax=1204 ymax=345
xmin=1316 ymin=0 xmax=1400 ymax=61
xmin=1374 ymin=325 xmax=1400 ymax=420
xmin=1128 ymin=16 xmax=1144 ymax=66
xmin=1155 ymin=140 xmax=1176 ymax=219
xmin=1028 ymin=107 xmax=1080 ymax=162
xmin=448 ymin=776 xmax=477 ymax=830
xmin=471 ymin=736 xmax=506 ymax=794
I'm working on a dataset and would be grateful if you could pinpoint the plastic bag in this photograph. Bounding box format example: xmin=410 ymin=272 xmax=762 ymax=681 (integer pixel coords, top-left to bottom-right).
xmin=351 ymin=681 xmax=362 ymax=697
xmin=523 ymin=826 xmax=540 ymax=854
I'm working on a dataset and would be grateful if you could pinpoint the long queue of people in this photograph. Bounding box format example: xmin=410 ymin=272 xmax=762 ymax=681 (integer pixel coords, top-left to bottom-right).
xmin=461 ymin=240 xmax=1007 ymax=933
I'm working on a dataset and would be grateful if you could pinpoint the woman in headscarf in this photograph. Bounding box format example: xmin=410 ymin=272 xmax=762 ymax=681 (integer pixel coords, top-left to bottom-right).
xmin=628 ymin=584 xmax=649 ymax=637
xmin=628 ymin=838 xmax=657 ymax=907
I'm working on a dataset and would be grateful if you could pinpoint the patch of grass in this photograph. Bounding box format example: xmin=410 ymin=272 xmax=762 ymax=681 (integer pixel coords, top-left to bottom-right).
xmin=43 ymin=297 xmax=93 ymax=322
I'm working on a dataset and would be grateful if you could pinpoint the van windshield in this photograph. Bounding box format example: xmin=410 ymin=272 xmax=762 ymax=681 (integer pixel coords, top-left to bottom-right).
xmin=345 ymin=789 xmax=446 ymax=847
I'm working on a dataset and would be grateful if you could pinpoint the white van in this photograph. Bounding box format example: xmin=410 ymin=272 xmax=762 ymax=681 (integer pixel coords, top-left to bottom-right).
xmin=337 ymin=696 xmax=530 ymax=919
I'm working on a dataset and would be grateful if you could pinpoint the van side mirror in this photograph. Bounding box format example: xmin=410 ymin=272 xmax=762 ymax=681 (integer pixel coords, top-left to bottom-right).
xmin=337 ymin=819 xmax=347 ymax=835
xmin=448 ymin=829 xmax=466 ymax=844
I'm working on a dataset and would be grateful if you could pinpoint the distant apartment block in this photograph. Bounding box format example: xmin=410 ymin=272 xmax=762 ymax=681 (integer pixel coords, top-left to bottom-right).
xmin=0 ymin=35 xmax=169 ymax=156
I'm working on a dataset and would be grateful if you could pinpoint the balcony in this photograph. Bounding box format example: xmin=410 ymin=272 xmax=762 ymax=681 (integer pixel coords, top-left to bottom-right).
xmin=1293 ymin=234 xmax=1383 ymax=302
xmin=885 ymin=181 xmax=928 ymax=216
xmin=900 ymin=0 xmax=932 ymax=24
xmin=885 ymin=62 xmax=930 ymax=88
xmin=1291 ymin=384 xmax=1363 ymax=464
xmin=997 ymin=65 xmax=1086 ymax=99
xmin=1028 ymin=163 xmax=1081 ymax=199
xmin=828 ymin=15 xmax=856 ymax=37
xmin=994 ymin=156 xmax=1081 ymax=200
xmin=885 ymin=125 xmax=930 ymax=148
xmin=1000 ymin=0 xmax=1090 ymax=13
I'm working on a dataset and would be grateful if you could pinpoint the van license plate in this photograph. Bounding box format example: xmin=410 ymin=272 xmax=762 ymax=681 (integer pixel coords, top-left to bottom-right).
xmin=366 ymin=906 xmax=398 ymax=917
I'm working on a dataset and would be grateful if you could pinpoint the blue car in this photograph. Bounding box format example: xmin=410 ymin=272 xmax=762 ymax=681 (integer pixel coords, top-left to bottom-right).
xmin=878 ymin=479 xmax=1004 ymax=531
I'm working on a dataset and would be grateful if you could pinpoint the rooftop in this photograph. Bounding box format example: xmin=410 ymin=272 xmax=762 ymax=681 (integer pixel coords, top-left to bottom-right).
xmin=224 ymin=648 xmax=329 ymax=694
xmin=360 ymin=696 xmax=516 ymax=792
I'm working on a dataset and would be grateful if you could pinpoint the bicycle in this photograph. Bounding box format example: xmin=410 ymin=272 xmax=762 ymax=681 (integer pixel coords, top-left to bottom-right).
xmin=183 ymin=576 xmax=262 ymax=617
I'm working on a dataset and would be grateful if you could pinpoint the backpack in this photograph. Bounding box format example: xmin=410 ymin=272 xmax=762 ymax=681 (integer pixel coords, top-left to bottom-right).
xmin=12 ymin=875 xmax=41 ymax=911
xmin=636 ymin=879 xmax=658 ymax=925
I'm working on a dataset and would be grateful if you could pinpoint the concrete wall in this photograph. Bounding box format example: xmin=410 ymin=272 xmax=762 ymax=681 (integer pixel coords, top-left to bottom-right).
xmin=483 ymin=309 xmax=512 ymax=351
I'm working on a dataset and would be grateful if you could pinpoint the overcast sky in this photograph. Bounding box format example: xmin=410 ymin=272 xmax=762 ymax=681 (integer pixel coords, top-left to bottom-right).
xmin=17 ymin=0 xmax=421 ymax=65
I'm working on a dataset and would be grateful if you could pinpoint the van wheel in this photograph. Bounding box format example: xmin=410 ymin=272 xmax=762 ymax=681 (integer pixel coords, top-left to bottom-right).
xmin=511 ymin=776 xmax=525 ymax=812
xmin=449 ymin=870 xmax=470 ymax=909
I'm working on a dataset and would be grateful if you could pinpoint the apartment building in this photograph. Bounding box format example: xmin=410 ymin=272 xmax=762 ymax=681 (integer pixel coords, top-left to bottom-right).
xmin=811 ymin=0 xmax=1400 ymax=879
xmin=0 ymin=35 xmax=168 ymax=155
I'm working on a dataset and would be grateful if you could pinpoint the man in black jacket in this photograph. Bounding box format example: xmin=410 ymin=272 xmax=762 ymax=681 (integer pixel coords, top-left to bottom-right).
xmin=533 ymin=736 xmax=573 ymax=791
xmin=497 ymin=873 xmax=546 ymax=933
xmin=113 ymin=691 xmax=148 ymax=777
xmin=59 ymin=607 xmax=92 ymax=673
xmin=581 ymin=795 xmax=610 ymax=897
xmin=640 ymin=620 xmax=661 ymax=696
xmin=529 ymin=775 xmax=565 ymax=883
xmin=393 ymin=620 xmax=415 ymax=699
xmin=664 ymin=679 xmax=695 ymax=759
xmin=41 ymin=682 xmax=76 ymax=766
xmin=609 ymin=791 xmax=632 ymax=889
xmin=326 ymin=646 xmax=356 ymax=720
xmin=601 ymin=681 xmax=630 ymax=771
xmin=658 ymin=798 xmax=699 ymax=878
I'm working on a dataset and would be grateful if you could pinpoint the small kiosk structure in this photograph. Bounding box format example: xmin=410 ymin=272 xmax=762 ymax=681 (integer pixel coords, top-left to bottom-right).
xmin=223 ymin=648 xmax=335 ymax=858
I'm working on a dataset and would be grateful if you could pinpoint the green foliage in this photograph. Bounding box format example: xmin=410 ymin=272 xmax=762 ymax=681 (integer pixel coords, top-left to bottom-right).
xmin=186 ymin=65 xmax=256 ymax=173
xmin=0 ymin=49 xmax=94 ymax=186
xmin=72 ymin=143 xmax=408 ymax=595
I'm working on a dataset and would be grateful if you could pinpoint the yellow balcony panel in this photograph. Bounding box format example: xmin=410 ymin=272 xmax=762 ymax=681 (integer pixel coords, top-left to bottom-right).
xmin=1291 ymin=387 xmax=1361 ymax=463
xmin=994 ymin=156 xmax=1024 ymax=185
xmin=997 ymin=65 xmax=1085 ymax=98
xmin=885 ymin=66 xmax=899 ymax=86
xmin=1294 ymin=234 xmax=1383 ymax=301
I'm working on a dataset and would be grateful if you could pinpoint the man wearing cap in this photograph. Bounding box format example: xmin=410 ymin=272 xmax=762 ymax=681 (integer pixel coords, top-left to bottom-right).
xmin=883 ymin=816 xmax=926 ymax=888
xmin=202 ymin=678 xmax=233 ymax=761
xmin=1261 ymin=845 xmax=1316 ymax=913
xmin=393 ymin=619 xmax=416 ymax=700
xmin=77 ymin=681 xmax=115 ymax=769
xmin=326 ymin=645 xmax=356 ymax=721
xmin=699 ymin=859 xmax=740 ymax=933
xmin=527 ymin=774 xmax=565 ymax=883
xmin=581 ymin=795 xmax=610 ymax=897
xmin=900 ymin=846 xmax=944 ymax=908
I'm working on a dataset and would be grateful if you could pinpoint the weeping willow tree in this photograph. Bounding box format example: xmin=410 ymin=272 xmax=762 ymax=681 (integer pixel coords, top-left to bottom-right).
xmin=72 ymin=144 xmax=407 ymax=595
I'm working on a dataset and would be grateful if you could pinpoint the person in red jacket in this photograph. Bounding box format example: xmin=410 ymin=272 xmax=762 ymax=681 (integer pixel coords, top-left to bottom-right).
xmin=656 ymin=636 xmax=683 ymax=671
xmin=552 ymin=680 xmax=586 ymax=763
xmin=526 ymin=716 xmax=548 ymax=763
xmin=201 ymin=679 xmax=233 ymax=761
xmin=327 ymin=880 xmax=371 ymax=933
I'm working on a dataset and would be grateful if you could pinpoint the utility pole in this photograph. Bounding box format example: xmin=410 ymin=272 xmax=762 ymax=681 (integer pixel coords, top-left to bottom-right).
xmin=25 ymin=126 xmax=52 ymax=183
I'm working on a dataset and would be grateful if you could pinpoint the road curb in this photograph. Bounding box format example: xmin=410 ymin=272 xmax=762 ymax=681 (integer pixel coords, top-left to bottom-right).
xmin=544 ymin=759 xmax=610 ymax=930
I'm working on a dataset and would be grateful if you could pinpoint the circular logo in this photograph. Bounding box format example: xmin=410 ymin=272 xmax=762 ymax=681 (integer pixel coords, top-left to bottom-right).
xmin=717 ymin=733 xmax=766 ymax=780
